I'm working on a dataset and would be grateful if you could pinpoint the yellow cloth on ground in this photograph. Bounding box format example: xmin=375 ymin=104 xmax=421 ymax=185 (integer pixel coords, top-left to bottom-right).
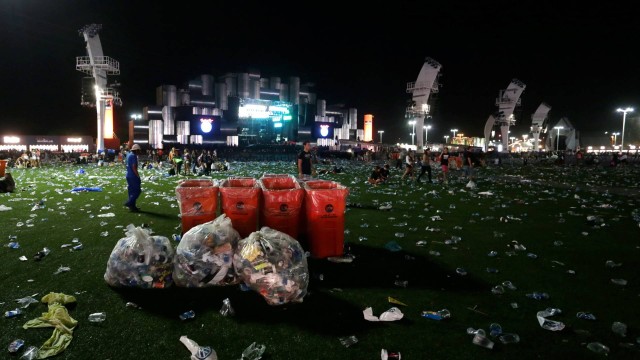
xmin=22 ymin=292 xmax=78 ymax=359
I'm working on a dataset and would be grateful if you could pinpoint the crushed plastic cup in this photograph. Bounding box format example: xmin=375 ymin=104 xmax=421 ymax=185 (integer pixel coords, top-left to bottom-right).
xmin=501 ymin=281 xmax=517 ymax=290
xmin=179 ymin=310 xmax=195 ymax=321
xmin=456 ymin=267 xmax=467 ymax=276
xmin=491 ymin=285 xmax=505 ymax=295
xmin=576 ymin=312 xmax=596 ymax=320
xmin=219 ymin=298 xmax=235 ymax=317
xmin=19 ymin=345 xmax=39 ymax=360
xmin=472 ymin=332 xmax=494 ymax=349
xmin=240 ymin=342 xmax=266 ymax=360
xmin=612 ymin=321 xmax=627 ymax=337
xmin=611 ymin=278 xmax=628 ymax=286
xmin=338 ymin=335 xmax=358 ymax=348
xmin=489 ymin=323 xmax=502 ymax=337
xmin=605 ymin=260 xmax=622 ymax=268
xmin=381 ymin=349 xmax=402 ymax=360
xmin=498 ymin=333 xmax=520 ymax=344
xmin=179 ymin=336 xmax=217 ymax=360
xmin=586 ymin=342 xmax=610 ymax=355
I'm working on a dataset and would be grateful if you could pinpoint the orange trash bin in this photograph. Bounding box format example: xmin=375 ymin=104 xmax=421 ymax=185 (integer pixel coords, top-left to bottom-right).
xmin=219 ymin=177 xmax=261 ymax=238
xmin=258 ymin=175 xmax=304 ymax=239
xmin=0 ymin=159 xmax=7 ymax=177
xmin=303 ymin=180 xmax=349 ymax=258
xmin=175 ymin=179 xmax=219 ymax=234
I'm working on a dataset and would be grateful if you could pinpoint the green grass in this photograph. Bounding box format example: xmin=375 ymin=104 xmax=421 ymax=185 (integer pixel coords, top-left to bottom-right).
xmin=1 ymin=160 xmax=639 ymax=359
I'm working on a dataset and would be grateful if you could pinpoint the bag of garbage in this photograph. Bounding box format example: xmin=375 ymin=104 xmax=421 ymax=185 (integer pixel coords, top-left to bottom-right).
xmin=104 ymin=224 xmax=174 ymax=288
xmin=234 ymin=227 xmax=309 ymax=305
xmin=173 ymin=214 xmax=241 ymax=287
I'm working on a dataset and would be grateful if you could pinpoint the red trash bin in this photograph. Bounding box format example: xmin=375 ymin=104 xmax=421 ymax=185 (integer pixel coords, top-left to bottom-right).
xmin=175 ymin=179 xmax=219 ymax=234
xmin=303 ymin=180 xmax=349 ymax=258
xmin=0 ymin=159 xmax=7 ymax=177
xmin=219 ymin=177 xmax=261 ymax=238
xmin=258 ymin=175 xmax=304 ymax=239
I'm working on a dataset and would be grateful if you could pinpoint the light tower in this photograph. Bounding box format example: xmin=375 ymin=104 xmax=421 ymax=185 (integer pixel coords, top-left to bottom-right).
xmin=406 ymin=57 xmax=442 ymax=151
xmin=530 ymin=103 xmax=551 ymax=151
xmin=617 ymin=107 xmax=633 ymax=149
xmin=483 ymin=79 xmax=526 ymax=152
xmin=76 ymin=24 xmax=121 ymax=153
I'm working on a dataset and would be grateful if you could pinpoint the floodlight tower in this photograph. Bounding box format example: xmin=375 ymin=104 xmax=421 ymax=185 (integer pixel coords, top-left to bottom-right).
xmin=406 ymin=57 xmax=442 ymax=151
xmin=483 ymin=79 xmax=526 ymax=151
xmin=76 ymin=24 xmax=121 ymax=153
xmin=530 ymin=102 xmax=551 ymax=151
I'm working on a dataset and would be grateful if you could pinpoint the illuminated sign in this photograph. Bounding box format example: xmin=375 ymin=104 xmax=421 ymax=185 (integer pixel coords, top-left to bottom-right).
xmin=313 ymin=122 xmax=334 ymax=139
xmin=200 ymin=118 xmax=213 ymax=133
xmin=67 ymin=138 xmax=82 ymax=143
xmin=36 ymin=137 xmax=54 ymax=143
xmin=4 ymin=136 xmax=21 ymax=143
xmin=320 ymin=125 xmax=330 ymax=137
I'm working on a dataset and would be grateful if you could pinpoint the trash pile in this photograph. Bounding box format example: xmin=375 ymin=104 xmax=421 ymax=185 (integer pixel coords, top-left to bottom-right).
xmin=173 ymin=214 xmax=241 ymax=287
xmin=234 ymin=226 xmax=309 ymax=305
xmin=104 ymin=224 xmax=175 ymax=288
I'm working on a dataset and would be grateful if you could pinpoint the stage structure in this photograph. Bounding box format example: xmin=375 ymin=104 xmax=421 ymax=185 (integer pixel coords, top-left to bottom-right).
xmin=406 ymin=57 xmax=442 ymax=150
xmin=483 ymin=79 xmax=526 ymax=151
xmin=530 ymin=103 xmax=551 ymax=151
xmin=546 ymin=117 xmax=579 ymax=151
xmin=76 ymin=24 xmax=121 ymax=153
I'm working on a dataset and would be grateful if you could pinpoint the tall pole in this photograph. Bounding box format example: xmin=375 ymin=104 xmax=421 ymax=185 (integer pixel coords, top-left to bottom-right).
xmin=378 ymin=130 xmax=384 ymax=143
xmin=409 ymin=120 xmax=416 ymax=145
xmin=424 ymin=125 xmax=431 ymax=146
xmin=617 ymin=107 xmax=633 ymax=149
xmin=554 ymin=126 xmax=563 ymax=151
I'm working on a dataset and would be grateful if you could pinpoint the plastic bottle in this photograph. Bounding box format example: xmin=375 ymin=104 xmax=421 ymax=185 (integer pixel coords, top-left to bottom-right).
xmin=88 ymin=312 xmax=106 ymax=322
xmin=240 ymin=342 xmax=266 ymax=360
xmin=421 ymin=309 xmax=450 ymax=320
xmin=586 ymin=342 xmax=610 ymax=355
xmin=526 ymin=292 xmax=549 ymax=300
xmin=8 ymin=339 xmax=25 ymax=353
xmin=5 ymin=309 xmax=23 ymax=318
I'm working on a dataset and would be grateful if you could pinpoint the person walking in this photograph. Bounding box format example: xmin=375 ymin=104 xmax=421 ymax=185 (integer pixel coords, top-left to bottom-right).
xmin=438 ymin=147 xmax=451 ymax=184
xmin=417 ymin=148 xmax=433 ymax=184
xmin=401 ymin=149 xmax=416 ymax=183
xmin=124 ymin=144 xmax=142 ymax=212
xmin=297 ymin=141 xmax=314 ymax=178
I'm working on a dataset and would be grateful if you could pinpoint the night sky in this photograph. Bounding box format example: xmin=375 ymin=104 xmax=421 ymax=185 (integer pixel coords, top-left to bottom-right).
xmin=2 ymin=1 xmax=639 ymax=145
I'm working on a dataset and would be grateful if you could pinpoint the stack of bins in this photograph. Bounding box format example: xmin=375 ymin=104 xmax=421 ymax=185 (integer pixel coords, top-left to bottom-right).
xmin=302 ymin=180 xmax=349 ymax=258
xmin=258 ymin=174 xmax=305 ymax=240
xmin=175 ymin=179 xmax=219 ymax=235
xmin=219 ymin=177 xmax=262 ymax=238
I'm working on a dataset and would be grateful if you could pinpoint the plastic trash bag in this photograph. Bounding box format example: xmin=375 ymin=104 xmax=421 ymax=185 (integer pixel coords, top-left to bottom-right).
xmin=234 ymin=227 xmax=309 ymax=305
xmin=173 ymin=214 xmax=241 ymax=287
xmin=104 ymin=224 xmax=174 ymax=288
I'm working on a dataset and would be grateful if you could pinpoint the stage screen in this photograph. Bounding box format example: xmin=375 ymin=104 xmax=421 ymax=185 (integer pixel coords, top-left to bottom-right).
xmin=190 ymin=115 xmax=221 ymax=136
xmin=313 ymin=122 xmax=334 ymax=139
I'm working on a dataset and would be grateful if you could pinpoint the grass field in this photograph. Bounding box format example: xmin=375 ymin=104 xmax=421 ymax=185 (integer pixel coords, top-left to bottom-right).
xmin=1 ymin=158 xmax=639 ymax=359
